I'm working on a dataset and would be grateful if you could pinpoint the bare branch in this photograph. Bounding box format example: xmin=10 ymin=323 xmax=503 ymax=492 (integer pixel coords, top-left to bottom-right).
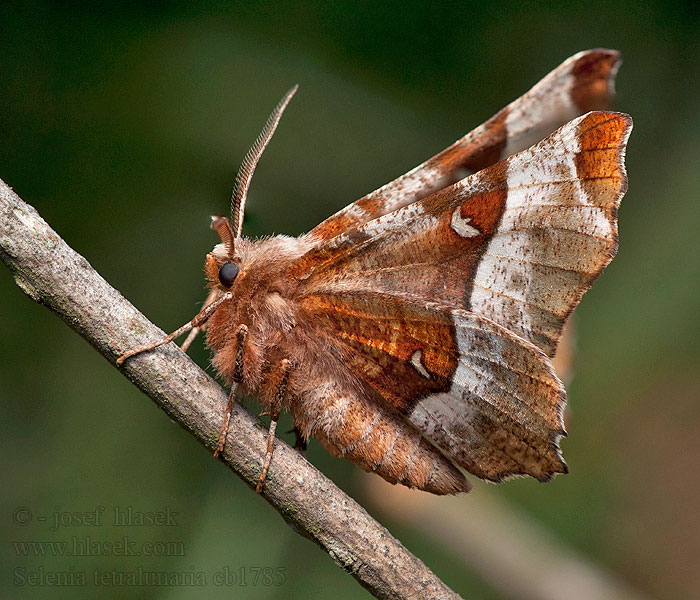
xmin=0 ymin=179 xmax=462 ymax=600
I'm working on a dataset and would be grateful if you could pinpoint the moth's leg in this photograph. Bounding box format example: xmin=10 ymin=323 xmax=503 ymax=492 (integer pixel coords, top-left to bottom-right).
xmin=213 ymin=386 xmax=236 ymax=459
xmin=256 ymin=359 xmax=293 ymax=494
xmin=292 ymin=426 xmax=307 ymax=458
xmin=179 ymin=327 xmax=201 ymax=353
xmin=116 ymin=291 xmax=232 ymax=365
xmin=180 ymin=290 xmax=218 ymax=353
xmin=213 ymin=324 xmax=248 ymax=458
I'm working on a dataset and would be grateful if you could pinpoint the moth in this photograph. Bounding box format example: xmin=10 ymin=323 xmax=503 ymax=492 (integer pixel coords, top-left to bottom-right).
xmin=118 ymin=49 xmax=631 ymax=495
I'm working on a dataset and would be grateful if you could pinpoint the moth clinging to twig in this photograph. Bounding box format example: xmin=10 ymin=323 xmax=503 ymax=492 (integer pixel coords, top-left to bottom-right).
xmin=118 ymin=49 xmax=631 ymax=495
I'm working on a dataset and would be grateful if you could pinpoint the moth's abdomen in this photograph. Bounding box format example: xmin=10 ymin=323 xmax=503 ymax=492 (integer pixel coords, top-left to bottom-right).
xmin=294 ymin=381 xmax=470 ymax=495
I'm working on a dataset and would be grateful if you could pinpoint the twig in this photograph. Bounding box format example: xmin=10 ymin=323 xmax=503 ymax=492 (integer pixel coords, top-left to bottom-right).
xmin=0 ymin=178 xmax=462 ymax=600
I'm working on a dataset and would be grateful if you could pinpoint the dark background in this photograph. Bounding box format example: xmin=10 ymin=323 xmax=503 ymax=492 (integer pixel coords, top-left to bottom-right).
xmin=2 ymin=2 xmax=699 ymax=599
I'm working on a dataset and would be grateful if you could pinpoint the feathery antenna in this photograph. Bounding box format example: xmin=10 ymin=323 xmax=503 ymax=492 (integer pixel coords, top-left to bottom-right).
xmin=230 ymin=85 xmax=299 ymax=240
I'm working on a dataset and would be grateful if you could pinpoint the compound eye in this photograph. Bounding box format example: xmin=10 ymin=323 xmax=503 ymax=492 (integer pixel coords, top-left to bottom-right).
xmin=218 ymin=262 xmax=240 ymax=288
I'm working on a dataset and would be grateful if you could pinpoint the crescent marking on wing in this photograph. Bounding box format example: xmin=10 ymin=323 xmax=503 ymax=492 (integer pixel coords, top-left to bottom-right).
xmin=410 ymin=350 xmax=431 ymax=379
xmin=451 ymin=208 xmax=481 ymax=238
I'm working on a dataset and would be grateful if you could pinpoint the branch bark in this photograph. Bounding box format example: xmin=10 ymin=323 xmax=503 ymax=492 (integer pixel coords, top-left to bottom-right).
xmin=0 ymin=178 xmax=462 ymax=600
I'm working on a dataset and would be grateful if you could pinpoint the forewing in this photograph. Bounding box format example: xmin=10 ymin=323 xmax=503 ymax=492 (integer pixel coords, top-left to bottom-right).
xmin=291 ymin=111 xmax=632 ymax=357
xmin=299 ymin=292 xmax=567 ymax=482
xmin=308 ymin=49 xmax=621 ymax=242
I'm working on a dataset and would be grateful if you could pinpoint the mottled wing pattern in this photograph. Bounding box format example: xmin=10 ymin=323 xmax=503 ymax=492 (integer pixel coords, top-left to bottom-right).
xmin=291 ymin=112 xmax=632 ymax=357
xmin=298 ymin=292 xmax=566 ymax=482
xmin=307 ymin=49 xmax=621 ymax=242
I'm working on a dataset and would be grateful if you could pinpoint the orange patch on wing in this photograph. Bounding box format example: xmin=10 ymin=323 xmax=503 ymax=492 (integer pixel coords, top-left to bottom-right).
xmin=570 ymin=50 xmax=620 ymax=112
xmin=300 ymin=294 xmax=458 ymax=412
xmin=453 ymin=165 xmax=509 ymax=237
xmin=574 ymin=112 xmax=631 ymax=215
xmin=420 ymin=164 xmax=509 ymax=306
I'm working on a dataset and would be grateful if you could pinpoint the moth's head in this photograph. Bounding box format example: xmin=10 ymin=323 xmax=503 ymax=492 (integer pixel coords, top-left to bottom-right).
xmin=202 ymin=84 xmax=298 ymax=293
xmin=204 ymin=215 xmax=242 ymax=292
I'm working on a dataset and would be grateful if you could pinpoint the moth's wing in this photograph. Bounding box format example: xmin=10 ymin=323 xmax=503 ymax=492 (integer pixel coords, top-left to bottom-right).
xmin=291 ymin=111 xmax=632 ymax=357
xmin=308 ymin=49 xmax=621 ymax=242
xmin=298 ymin=292 xmax=566 ymax=482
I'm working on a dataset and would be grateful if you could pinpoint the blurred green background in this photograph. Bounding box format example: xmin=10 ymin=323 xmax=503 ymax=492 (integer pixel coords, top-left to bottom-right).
xmin=2 ymin=1 xmax=699 ymax=599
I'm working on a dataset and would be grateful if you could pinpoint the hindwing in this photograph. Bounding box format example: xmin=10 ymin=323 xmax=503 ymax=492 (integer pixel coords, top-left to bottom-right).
xmin=298 ymin=292 xmax=566 ymax=482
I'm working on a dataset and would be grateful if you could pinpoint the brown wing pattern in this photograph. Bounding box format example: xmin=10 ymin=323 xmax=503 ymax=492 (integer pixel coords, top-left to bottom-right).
xmin=307 ymin=49 xmax=621 ymax=242
xmin=299 ymin=292 xmax=567 ymax=482
xmin=291 ymin=111 xmax=631 ymax=357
